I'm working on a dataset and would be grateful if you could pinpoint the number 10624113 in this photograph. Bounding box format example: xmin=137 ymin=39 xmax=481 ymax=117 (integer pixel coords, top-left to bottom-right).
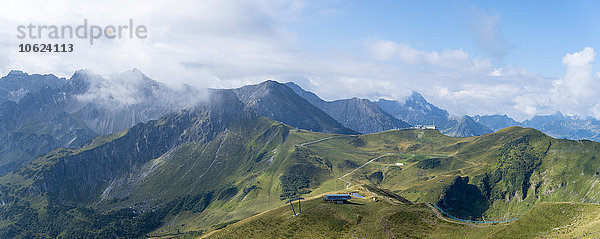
xmin=18 ymin=44 xmax=73 ymax=52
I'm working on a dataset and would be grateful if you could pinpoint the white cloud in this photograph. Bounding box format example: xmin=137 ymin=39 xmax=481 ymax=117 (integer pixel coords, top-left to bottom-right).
xmin=556 ymin=46 xmax=596 ymax=97
xmin=501 ymin=47 xmax=600 ymax=120
xmin=368 ymin=40 xmax=400 ymax=61
xmin=305 ymin=75 xmax=412 ymax=101
xmin=411 ymin=47 xmax=600 ymax=121
xmin=543 ymin=47 xmax=600 ymax=118
xmin=512 ymin=96 xmax=538 ymax=116
xmin=432 ymin=84 xmax=524 ymax=118
xmin=0 ymin=0 xmax=307 ymax=89
xmin=592 ymin=104 xmax=600 ymax=120
xmin=366 ymin=40 xmax=492 ymax=73
xmin=74 ymin=69 xmax=207 ymax=109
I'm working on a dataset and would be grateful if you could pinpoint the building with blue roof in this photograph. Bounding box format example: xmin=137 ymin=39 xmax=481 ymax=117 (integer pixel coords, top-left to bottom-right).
xmin=323 ymin=194 xmax=352 ymax=204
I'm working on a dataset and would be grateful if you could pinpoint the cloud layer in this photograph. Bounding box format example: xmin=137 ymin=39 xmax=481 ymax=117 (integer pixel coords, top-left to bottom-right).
xmin=0 ymin=1 xmax=598 ymax=121
xmin=367 ymin=40 xmax=492 ymax=73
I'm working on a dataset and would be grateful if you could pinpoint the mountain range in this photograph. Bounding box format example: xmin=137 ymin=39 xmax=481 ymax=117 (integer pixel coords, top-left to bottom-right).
xmin=1 ymin=69 xmax=599 ymax=178
xmin=475 ymin=111 xmax=600 ymax=141
xmin=2 ymin=69 xmax=600 ymax=237
xmin=0 ymin=69 xmax=500 ymax=178
xmin=233 ymin=80 xmax=356 ymax=134
xmin=285 ymin=82 xmax=409 ymax=134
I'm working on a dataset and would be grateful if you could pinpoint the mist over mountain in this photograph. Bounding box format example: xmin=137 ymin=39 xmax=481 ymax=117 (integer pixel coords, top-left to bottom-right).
xmin=285 ymin=82 xmax=410 ymax=134
xmin=0 ymin=70 xmax=204 ymax=175
xmin=71 ymin=69 xmax=205 ymax=134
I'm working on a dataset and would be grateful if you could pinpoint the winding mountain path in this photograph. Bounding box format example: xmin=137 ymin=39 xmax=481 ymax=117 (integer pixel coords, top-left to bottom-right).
xmin=337 ymin=153 xmax=391 ymax=189
xmin=296 ymin=135 xmax=393 ymax=189
xmin=297 ymin=136 xmax=340 ymax=147
xmin=425 ymin=203 xmax=485 ymax=227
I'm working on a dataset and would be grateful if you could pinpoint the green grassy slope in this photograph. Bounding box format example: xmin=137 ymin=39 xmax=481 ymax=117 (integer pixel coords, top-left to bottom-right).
xmin=197 ymin=126 xmax=600 ymax=236
xmin=206 ymin=188 xmax=469 ymax=239
xmin=207 ymin=190 xmax=600 ymax=239
xmin=2 ymin=109 xmax=600 ymax=238
xmin=487 ymin=202 xmax=600 ymax=238
xmin=287 ymin=127 xmax=600 ymax=221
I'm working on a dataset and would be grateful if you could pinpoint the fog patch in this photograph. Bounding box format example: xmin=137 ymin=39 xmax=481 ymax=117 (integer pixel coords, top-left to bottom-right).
xmin=71 ymin=69 xmax=209 ymax=134
xmin=75 ymin=68 xmax=208 ymax=111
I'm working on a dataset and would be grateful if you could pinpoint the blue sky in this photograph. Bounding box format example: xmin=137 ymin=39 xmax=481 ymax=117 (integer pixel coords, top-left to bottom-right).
xmin=1 ymin=0 xmax=599 ymax=121
xmin=288 ymin=1 xmax=600 ymax=76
